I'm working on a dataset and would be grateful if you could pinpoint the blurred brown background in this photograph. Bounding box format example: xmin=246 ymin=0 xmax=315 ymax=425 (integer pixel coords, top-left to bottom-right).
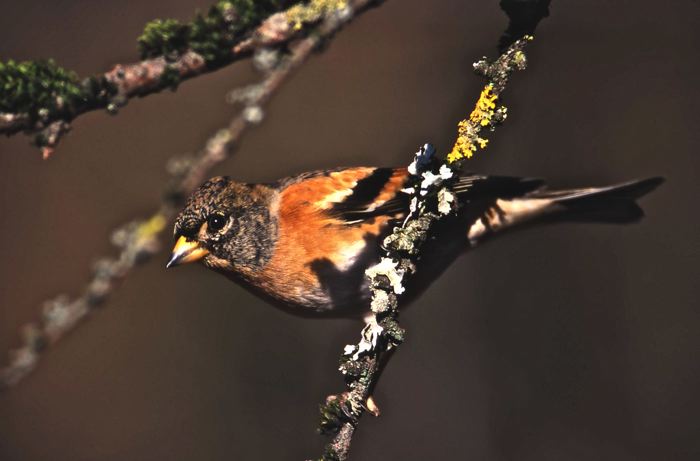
xmin=0 ymin=1 xmax=698 ymax=459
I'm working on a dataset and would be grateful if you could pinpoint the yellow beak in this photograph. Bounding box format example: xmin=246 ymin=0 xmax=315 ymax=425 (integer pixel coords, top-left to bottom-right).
xmin=166 ymin=236 xmax=209 ymax=268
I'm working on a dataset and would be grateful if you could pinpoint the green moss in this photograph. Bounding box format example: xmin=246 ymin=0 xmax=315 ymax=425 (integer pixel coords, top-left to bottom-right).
xmin=138 ymin=19 xmax=190 ymax=59
xmin=0 ymin=60 xmax=83 ymax=120
xmin=191 ymin=0 xmax=289 ymax=64
xmin=230 ymin=0 xmax=286 ymax=26
xmin=188 ymin=1 xmax=236 ymax=64
xmin=137 ymin=1 xmax=297 ymax=66
xmin=0 ymin=60 xmax=117 ymax=122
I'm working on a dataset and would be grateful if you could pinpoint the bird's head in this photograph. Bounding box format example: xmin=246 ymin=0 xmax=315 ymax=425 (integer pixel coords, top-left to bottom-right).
xmin=167 ymin=176 xmax=278 ymax=273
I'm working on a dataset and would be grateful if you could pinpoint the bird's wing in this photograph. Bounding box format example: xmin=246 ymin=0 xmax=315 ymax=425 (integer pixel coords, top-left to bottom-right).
xmin=278 ymin=168 xmax=544 ymax=224
xmin=278 ymin=167 xmax=410 ymax=224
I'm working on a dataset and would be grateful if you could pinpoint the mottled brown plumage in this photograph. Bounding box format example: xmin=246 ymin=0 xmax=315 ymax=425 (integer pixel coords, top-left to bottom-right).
xmin=169 ymin=167 xmax=662 ymax=318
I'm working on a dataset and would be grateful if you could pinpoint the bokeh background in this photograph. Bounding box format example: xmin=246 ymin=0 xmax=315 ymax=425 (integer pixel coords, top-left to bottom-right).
xmin=1 ymin=1 xmax=698 ymax=459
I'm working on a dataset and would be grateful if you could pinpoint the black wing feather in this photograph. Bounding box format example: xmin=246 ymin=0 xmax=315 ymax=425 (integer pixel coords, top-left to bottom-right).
xmin=331 ymin=171 xmax=543 ymax=223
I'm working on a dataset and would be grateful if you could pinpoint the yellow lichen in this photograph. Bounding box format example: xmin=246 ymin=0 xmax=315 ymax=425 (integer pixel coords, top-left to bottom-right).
xmin=286 ymin=0 xmax=348 ymax=30
xmin=446 ymin=84 xmax=499 ymax=163
xmin=471 ymin=84 xmax=498 ymax=125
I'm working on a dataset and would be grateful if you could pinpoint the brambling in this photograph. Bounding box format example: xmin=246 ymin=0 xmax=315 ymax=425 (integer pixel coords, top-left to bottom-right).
xmin=167 ymin=167 xmax=662 ymax=318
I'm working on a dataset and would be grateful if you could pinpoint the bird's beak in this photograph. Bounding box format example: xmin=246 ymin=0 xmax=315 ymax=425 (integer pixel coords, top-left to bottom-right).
xmin=166 ymin=236 xmax=209 ymax=268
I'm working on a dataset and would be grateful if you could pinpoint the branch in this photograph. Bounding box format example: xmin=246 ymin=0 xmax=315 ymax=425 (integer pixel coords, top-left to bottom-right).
xmin=0 ymin=0 xmax=362 ymax=157
xmin=0 ymin=0 xmax=381 ymax=390
xmin=315 ymin=35 xmax=534 ymax=461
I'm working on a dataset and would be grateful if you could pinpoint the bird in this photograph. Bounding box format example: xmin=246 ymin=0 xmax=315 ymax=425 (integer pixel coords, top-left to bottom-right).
xmin=167 ymin=166 xmax=662 ymax=319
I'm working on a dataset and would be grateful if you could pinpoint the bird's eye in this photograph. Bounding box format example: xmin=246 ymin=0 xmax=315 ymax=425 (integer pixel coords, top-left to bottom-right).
xmin=207 ymin=213 xmax=228 ymax=233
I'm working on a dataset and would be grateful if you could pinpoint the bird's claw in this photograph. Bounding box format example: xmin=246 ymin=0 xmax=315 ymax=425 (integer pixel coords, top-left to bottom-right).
xmin=365 ymin=395 xmax=381 ymax=417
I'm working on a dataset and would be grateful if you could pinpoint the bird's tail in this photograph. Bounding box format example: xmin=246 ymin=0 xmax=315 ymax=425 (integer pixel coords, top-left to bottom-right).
xmin=532 ymin=176 xmax=664 ymax=224
xmin=465 ymin=177 xmax=664 ymax=243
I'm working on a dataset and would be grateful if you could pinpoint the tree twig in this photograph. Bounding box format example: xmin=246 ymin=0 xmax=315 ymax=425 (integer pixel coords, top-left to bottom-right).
xmin=0 ymin=0 xmax=368 ymax=156
xmin=0 ymin=0 xmax=381 ymax=390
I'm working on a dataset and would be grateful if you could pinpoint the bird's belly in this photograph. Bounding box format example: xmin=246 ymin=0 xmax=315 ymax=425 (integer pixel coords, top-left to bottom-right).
xmin=242 ymin=237 xmax=379 ymax=317
xmin=228 ymin=267 xmax=373 ymax=319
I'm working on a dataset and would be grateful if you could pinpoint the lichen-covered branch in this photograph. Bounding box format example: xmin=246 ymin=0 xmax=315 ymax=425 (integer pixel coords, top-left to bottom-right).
xmin=0 ymin=0 xmax=380 ymax=390
xmin=0 ymin=0 xmax=366 ymax=157
xmin=315 ymin=35 xmax=533 ymax=461
xmin=447 ymin=36 xmax=531 ymax=163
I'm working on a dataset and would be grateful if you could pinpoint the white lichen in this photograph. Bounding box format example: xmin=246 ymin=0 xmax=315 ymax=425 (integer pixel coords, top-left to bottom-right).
xmin=438 ymin=187 xmax=456 ymax=215
xmin=345 ymin=315 xmax=384 ymax=360
xmin=365 ymin=257 xmax=406 ymax=294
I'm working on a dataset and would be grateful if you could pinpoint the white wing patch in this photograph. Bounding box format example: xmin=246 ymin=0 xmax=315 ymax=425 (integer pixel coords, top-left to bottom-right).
xmin=467 ymin=198 xmax=553 ymax=243
xmin=319 ymin=187 xmax=355 ymax=208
